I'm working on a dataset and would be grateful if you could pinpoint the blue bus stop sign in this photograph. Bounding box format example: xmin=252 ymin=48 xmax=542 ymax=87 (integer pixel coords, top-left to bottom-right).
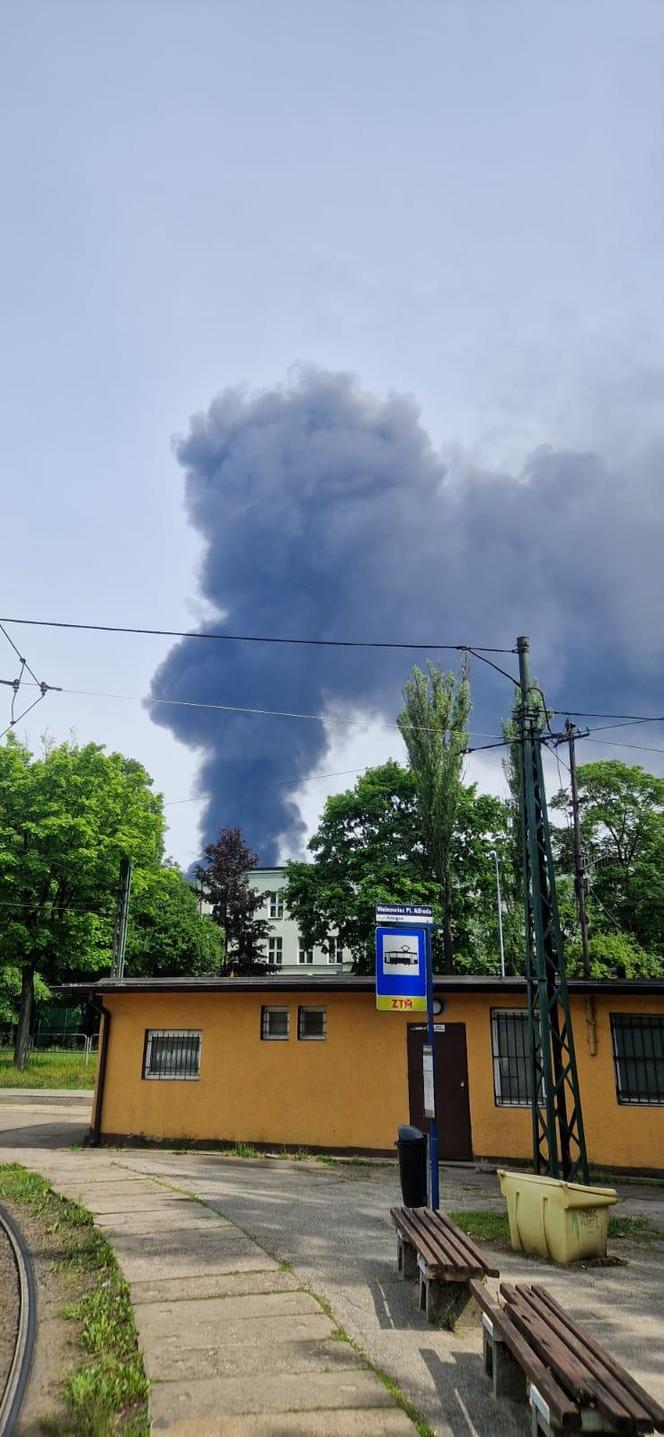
xmin=375 ymin=926 xmax=427 ymax=1012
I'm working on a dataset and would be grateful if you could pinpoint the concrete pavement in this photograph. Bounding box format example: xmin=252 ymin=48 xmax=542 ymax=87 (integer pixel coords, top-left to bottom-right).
xmin=0 ymin=1106 xmax=416 ymax=1434
xmin=2 ymin=1103 xmax=664 ymax=1436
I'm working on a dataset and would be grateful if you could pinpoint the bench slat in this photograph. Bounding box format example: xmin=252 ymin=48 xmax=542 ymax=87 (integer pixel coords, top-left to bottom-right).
xmin=501 ymin=1286 xmax=641 ymax=1433
xmin=469 ymin=1280 xmax=581 ymax=1430
xmin=406 ymin=1209 xmax=481 ymax=1273
xmin=517 ymin=1285 xmax=653 ymax=1422
xmin=432 ymin=1210 xmax=500 ymax=1276
xmin=392 ymin=1208 xmax=477 ymax=1276
xmin=529 ymin=1285 xmax=664 ymax=1431
xmin=391 ymin=1206 xmax=498 ymax=1278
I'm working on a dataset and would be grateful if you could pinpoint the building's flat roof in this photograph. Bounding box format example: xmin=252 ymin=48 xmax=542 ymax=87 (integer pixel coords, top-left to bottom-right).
xmin=63 ymin=975 xmax=664 ymax=997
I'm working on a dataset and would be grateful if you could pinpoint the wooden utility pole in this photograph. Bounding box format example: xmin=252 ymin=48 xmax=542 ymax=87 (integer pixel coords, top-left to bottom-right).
xmin=111 ymin=857 xmax=133 ymax=981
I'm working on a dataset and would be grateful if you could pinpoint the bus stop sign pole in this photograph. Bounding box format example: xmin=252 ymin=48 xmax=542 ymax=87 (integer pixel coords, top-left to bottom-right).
xmin=424 ymin=925 xmax=440 ymax=1210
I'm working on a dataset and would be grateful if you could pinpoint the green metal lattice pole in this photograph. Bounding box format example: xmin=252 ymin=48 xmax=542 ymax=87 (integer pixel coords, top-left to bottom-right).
xmin=516 ymin=636 xmax=589 ymax=1183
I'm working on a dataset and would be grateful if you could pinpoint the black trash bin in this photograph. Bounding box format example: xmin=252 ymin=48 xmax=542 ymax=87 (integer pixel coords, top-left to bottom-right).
xmin=396 ymin=1124 xmax=427 ymax=1207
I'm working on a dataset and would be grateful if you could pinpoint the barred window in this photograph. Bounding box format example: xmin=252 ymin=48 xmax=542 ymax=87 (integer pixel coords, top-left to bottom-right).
xmin=143 ymin=1030 xmax=201 ymax=1081
xmin=491 ymin=1009 xmax=532 ymax=1106
xmin=611 ymin=1014 xmax=664 ymax=1105
xmin=298 ymin=941 xmax=314 ymax=965
xmin=268 ymin=936 xmax=283 ymax=966
xmin=268 ymin=891 xmax=284 ymax=919
xmin=298 ymin=1006 xmax=327 ymax=1041
xmin=261 ymin=1007 xmax=289 ymax=1041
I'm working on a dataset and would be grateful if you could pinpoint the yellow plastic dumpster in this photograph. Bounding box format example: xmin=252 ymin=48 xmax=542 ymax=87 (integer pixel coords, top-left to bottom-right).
xmin=498 ymin=1170 xmax=618 ymax=1264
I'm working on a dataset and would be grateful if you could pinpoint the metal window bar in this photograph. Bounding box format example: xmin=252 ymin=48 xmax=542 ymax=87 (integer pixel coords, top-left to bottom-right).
xmin=611 ymin=1014 xmax=664 ymax=1105
xmin=261 ymin=1006 xmax=289 ymax=1040
xmin=144 ymin=1030 xmax=201 ymax=1080
xmin=492 ymin=1010 xmax=530 ymax=1105
xmin=298 ymin=1007 xmax=327 ymax=1041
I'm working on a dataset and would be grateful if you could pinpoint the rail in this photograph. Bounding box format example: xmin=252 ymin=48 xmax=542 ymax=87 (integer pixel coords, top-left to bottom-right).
xmin=0 ymin=1202 xmax=36 ymax=1437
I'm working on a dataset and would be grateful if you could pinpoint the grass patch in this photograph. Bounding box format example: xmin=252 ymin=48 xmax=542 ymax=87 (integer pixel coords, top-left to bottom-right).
xmin=0 ymin=1163 xmax=148 ymax=1435
xmin=607 ymin=1214 xmax=664 ymax=1246
xmin=0 ymin=1048 xmax=96 ymax=1089
xmin=449 ymin=1209 xmax=510 ymax=1244
xmin=449 ymin=1207 xmax=664 ymax=1249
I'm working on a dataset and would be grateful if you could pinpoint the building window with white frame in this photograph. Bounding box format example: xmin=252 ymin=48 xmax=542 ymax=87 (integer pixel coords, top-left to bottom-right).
xmin=143 ymin=1030 xmax=201 ymax=1080
xmin=267 ymin=936 xmax=283 ymax=966
xmin=327 ymin=935 xmax=344 ymax=964
xmin=268 ymin=890 xmax=284 ymax=919
xmin=298 ymin=941 xmax=314 ymax=965
xmin=298 ymin=1006 xmax=326 ymax=1041
xmin=261 ymin=1007 xmax=289 ymax=1041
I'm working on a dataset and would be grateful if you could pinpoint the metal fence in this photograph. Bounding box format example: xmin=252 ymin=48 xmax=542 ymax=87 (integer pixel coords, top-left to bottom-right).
xmin=0 ymin=1031 xmax=99 ymax=1064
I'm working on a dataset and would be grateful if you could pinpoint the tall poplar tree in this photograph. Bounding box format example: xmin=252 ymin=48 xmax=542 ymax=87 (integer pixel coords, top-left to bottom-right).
xmin=397 ymin=660 xmax=471 ymax=973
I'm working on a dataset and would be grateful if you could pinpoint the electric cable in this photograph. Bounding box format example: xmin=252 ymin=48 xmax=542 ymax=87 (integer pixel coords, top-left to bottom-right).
xmin=0 ymin=615 xmax=516 ymax=654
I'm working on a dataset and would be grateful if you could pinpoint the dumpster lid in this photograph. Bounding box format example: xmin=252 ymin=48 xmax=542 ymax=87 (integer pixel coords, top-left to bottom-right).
xmin=397 ymin=1125 xmax=425 ymax=1143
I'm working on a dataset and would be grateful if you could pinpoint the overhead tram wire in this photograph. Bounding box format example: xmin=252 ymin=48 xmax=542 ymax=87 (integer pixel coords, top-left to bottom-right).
xmin=0 ymin=615 xmax=517 ymax=655
xmin=0 ymin=623 xmax=62 ymax=740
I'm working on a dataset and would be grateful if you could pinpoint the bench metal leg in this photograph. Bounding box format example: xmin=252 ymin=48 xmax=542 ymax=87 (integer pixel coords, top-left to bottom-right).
xmin=482 ymin=1316 xmax=527 ymax=1402
xmin=419 ymin=1271 xmax=480 ymax=1331
xmin=396 ymin=1233 xmax=418 ymax=1281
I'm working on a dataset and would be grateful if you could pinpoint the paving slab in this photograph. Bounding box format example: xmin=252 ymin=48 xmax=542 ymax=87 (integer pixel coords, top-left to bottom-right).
xmin=56 ymin=1184 xmax=191 ymax=1211
xmin=159 ymin=1412 xmax=416 ymax=1436
xmin=135 ymin=1289 xmax=321 ymax=1330
xmin=144 ymin=1336 xmax=362 ymax=1382
xmin=112 ymin=1237 xmax=279 ymax=1283
xmin=138 ymin=1310 xmax=336 ymax=1353
xmin=149 ymin=1369 xmax=397 ymax=1423
xmin=96 ymin=1204 xmax=230 ymax=1233
xmin=130 ymin=1270 xmax=297 ymax=1305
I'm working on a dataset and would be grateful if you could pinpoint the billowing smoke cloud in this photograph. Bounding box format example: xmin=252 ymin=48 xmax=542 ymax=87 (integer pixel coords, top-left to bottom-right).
xmin=150 ymin=368 xmax=664 ymax=862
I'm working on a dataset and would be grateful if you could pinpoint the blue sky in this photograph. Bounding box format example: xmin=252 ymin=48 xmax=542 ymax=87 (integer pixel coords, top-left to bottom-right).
xmin=2 ymin=2 xmax=664 ymax=864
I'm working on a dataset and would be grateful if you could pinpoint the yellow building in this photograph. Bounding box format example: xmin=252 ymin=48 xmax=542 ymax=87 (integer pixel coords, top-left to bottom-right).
xmin=89 ymin=975 xmax=664 ymax=1175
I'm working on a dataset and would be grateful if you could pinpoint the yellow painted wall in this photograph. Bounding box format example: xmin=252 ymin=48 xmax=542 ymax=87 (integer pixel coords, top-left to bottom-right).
xmin=94 ymin=988 xmax=664 ymax=1171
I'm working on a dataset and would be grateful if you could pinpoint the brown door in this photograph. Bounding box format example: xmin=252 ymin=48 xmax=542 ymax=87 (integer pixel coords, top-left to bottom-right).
xmin=407 ymin=1023 xmax=473 ymax=1161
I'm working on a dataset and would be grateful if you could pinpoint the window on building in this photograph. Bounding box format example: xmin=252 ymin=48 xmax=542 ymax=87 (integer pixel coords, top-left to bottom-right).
xmin=491 ymin=1009 xmax=533 ymax=1106
xmin=611 ymin=1014 xmax=664 ymax=1105
xmin=327 ymin=936 xmax=344 ymax=964
xmin=298 ymin=941 xmax=314 ymax=965
xmin=267 ymin=936 xmax=283 ymax=966
xmin=268 ymin=890 xmax=284 ymax=919
xmin=143 ymin=1030 xmax=201 ymax=1080
xmin=261 ymin=1007 xmax=289 ymax=1041
xmin=298 ymin=1006 xmax=327 ymax=1041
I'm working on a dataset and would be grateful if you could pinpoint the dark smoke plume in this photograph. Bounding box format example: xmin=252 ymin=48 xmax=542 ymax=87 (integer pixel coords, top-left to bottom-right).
xmin=150 ymin=368 xmax=664 ymax=862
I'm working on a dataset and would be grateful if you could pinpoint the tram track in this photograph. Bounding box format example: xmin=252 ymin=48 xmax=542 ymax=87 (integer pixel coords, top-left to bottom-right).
xmin=0 ymin=1203 xmax=36 ymax=1437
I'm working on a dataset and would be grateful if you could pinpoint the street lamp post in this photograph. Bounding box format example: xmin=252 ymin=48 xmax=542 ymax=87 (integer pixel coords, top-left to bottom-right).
xmin=488 ymin=849 xmax=506 ymax=979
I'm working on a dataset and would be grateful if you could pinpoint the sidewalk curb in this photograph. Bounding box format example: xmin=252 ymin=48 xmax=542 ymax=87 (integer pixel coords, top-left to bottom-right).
xmin=0 ymin=1090 xmax=93 ymax=1107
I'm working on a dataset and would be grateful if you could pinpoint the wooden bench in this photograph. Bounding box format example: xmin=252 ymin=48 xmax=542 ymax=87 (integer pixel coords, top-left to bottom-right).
xmin=471 ymin=1279 xmax=664 ymax=1436
xmin=390 ymin=1205 xmax=499 ymax=1330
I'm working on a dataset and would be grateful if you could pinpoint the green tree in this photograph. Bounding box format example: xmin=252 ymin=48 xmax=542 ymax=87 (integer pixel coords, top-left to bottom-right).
xmin=286 ymin=761 xmax=511 ymax=974
xmin=125 ymin=863 xmax=221 ymax=977
xmin=397 ymin=661 xmax=471 ymax=972
xmin=552 ymin=759 xmax=664 ymax=964
xmin=195 ymin=826 xmax=270 ymax=973
xmin=0 ymin=736 xmax=165 ymax=1067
